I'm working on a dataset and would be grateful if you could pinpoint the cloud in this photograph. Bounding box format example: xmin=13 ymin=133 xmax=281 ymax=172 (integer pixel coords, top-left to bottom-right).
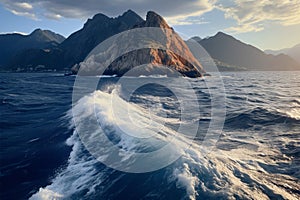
xmin=1 ymin=0 xmax=299 ymax=33
xmin=14 ymin=2 xmax=33 ymax=10
xmin=10 ymin=9 xmax=37 ymax=20
xmin=167 ymin=16 xmax=210 ymax=26
xmin=225 ymin=23 xmax=264 ymax=33
xmin=0 ymin=0 xmax=37 ymax=20
xmin=43 ymin=13 xmax=62 ymax=20
xmin=0 ymin=0 xmax=215 ymax=24
xmin=217 ymin=0 xmax=300 ymax=33
xmin=0 ymin=31 xmax=28 ymax=35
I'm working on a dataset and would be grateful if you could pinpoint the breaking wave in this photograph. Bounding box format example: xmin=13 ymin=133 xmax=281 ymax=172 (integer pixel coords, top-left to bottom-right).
xmin=30 ymin=83 xmax=300 ymax=200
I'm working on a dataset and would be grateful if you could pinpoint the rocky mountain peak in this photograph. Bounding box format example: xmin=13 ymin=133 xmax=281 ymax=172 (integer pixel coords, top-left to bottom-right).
xmin=117 ymin=9 xmax=144 ymax=27
xmin=29 ymin=29 xmax=65 ymax=43
xmin=191 ymin=36 xmax=202 ymax=42
xmin=83 ymin=13 xmax=110 ymax=28
xmin=30 ymin=28 xmax=43 ymax=35
xmin=214 ymin=32 xmax=234 ymax=40
xmin=137 ymin=11 xmax=171 ymax=29
xmin=92 ymin=13 xmax=110 ymax=21
xmin=120 ymin=9 xmax=138 ymax=18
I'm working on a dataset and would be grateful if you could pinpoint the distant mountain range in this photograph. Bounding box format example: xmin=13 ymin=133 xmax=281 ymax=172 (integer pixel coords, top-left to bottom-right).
xmin=0 ymin=10 xmax=299 ymax=72
xmin=0 ymin=29 xmax=65 ymax=68
xmin=265 ymin=44 xmax=300 ymax=64
xmin=192 ymin=33 xmax=300 ymax=71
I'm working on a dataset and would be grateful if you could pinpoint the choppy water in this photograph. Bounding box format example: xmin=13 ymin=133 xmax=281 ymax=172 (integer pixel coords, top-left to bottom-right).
xmin=0 ymin=72 xmax=299 ymax=200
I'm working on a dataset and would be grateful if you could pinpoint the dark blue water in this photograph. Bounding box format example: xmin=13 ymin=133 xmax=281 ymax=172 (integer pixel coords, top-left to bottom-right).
xmin=0 ymin=72 xmax=299 ymax=200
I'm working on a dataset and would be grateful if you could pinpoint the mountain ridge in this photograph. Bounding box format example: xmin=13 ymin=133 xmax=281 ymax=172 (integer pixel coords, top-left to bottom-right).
xmin=194 ymin=32 xmax=300 ymax=71
xmin=0 ymin=29 xmax=65 ymax=68
xmin=265 ymin=44 xmax=300 ymax=64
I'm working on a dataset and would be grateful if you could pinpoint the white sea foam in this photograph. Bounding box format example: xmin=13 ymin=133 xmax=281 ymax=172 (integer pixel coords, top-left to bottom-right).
xmin=96 ymin=74 xmax=117 ymax=78
xmin=276 ymin=102 xmax=300 ymax=120
xmin=30 ymin=188 xmax=64 ymax=200
xmin=286 ymin=107 xmax=300 ymax=120
xmin=30 ymin=132 xmax=105 ymax=200
xmin=173 ymin=163 xmax=199 ymax=200
xmin=138 ymin=75 xmax=168 ymax=78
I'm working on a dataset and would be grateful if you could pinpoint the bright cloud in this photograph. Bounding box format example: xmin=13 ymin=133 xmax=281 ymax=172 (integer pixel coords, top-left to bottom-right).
xmin=11 ymin=9 xmax=37 ymax=20
xmin=167 ymin=16 xmax=210 ymax=26
xmin=217 ymin=0 xmax=300 ymax=33
xmin=43 ymin=13 xmax=62 ymax=20
xmin=14 ymin=2 xmax=33 ymax=10
xmin=0 ymin=31 xmax=28 ymax=35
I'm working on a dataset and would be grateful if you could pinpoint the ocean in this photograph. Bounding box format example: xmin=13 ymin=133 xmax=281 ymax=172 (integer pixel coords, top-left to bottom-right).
xmin=0 ymin=72 xmax=299 ymax=200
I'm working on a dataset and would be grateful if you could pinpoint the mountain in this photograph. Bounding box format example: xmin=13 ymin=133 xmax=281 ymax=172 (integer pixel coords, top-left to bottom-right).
xmin=77 ymin=11 xmax=203 ymax=77
xmin=195 ymin=32 xmax=300 ymax=71
xmin=265 ymin=44 xmax=300 ymax=64
xmin=6 ymin=10 xmax=204 ymax=77
xmin=30 ymin=29 xmax=65 ymax=43
xmin=0 ymin=29 xmax=65 ymax=68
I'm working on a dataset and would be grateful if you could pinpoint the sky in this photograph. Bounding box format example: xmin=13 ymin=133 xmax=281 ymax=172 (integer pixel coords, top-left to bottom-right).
xmin=0 ymin=0 xmax=299 ymax=50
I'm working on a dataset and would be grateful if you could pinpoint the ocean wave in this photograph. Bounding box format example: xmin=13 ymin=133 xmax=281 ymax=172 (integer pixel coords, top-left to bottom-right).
xmin=139 ymin=75 xmax=168 ymax=78
xmin=30 ymin=85 xmax=300 ymax=200
xmin=292 ymin=98 xmax=300 ymax=105
xmin=225 ymin=107 xmax=299 ymax=129
xmin=284 ymin=108 xmax=300 ymax=120
xmin=96 ymin=74 xmax=118 ymax=78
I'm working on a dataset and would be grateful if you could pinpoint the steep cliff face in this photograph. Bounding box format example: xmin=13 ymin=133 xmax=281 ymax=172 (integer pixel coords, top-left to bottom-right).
xmin=99 ymin=48 xmax=203 ymax=77
xmin=143 ymin=11 xmax=204 ymax=77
